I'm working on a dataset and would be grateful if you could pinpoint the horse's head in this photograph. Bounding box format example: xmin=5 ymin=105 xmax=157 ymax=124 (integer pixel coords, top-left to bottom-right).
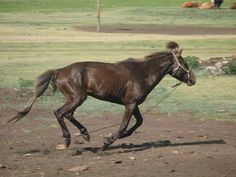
xmin=168 ymin=48 xmax=196 ymax=86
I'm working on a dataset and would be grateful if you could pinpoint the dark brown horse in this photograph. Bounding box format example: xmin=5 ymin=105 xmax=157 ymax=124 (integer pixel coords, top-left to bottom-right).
xmin=8 ymin=41 xmax=196 ymax=150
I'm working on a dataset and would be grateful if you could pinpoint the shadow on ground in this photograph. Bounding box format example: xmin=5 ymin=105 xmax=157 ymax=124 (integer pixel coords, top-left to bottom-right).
xmin=72 ymin=139 xmax=225 ymax=156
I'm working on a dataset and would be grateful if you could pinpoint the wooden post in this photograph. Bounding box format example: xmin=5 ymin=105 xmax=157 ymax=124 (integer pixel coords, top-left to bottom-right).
xmin=97 ymin=0 xmax=101 ymax=32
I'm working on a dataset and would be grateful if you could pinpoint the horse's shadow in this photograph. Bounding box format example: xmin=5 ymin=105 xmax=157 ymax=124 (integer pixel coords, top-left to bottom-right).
xmin=72 ymin=139 xmax=225 ymax=156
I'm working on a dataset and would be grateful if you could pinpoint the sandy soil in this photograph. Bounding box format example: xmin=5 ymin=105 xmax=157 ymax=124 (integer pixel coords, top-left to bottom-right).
xmin=0 ymin=88 xmax=236 ymax=177
xmin=77 ymin=24 xmax=236 ymax=35
xmin=2 ymin=25 xmax=236 ymax=44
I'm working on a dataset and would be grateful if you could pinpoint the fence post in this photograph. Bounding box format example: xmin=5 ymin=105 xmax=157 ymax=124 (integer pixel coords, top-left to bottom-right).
xmin=97 ymin=0 xmax=101 ymax=32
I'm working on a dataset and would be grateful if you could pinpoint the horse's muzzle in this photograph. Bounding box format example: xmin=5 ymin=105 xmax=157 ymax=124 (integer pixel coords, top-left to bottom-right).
xmin=187 ymin=71 xmax=196 ymax=86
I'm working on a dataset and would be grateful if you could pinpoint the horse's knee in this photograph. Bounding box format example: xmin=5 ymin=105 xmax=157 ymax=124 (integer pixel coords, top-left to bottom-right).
xmin=54 ymin=109 xmax=63 ymax=119
xmin=54 ymin=109 xmax=60 ymax=118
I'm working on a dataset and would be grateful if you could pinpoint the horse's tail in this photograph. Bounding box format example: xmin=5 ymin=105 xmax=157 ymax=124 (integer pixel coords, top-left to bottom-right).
xmin=8 ymin=70 xmax=57 ymax=124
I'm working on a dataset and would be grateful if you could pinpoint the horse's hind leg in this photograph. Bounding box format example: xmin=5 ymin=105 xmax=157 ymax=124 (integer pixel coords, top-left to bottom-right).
xmin=54 ymin=105 xmax=72 ymax=148
xmin=54 ymin=94 xmax=87 ymax=148
xmin=66 ymin=113 xmax=90 ymax=142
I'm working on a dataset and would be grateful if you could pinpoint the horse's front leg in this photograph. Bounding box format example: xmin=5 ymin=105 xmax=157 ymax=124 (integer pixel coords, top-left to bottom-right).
xmin=102 ymin=103 xmax=136 ymax=150
xmin=119 ymin=106 xmax=143 ymax=139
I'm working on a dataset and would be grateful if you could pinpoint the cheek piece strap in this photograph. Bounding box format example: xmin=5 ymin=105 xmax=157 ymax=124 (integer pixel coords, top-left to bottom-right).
xmin=171 ymin=51 xmax=191 ymax=79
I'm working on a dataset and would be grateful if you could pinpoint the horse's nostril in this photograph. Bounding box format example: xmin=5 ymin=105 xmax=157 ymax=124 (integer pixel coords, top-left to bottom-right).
xmin=187 ymin=78 xmax=196 ymax=86
xmin=191 ymin=79 xmax=196 ymax=85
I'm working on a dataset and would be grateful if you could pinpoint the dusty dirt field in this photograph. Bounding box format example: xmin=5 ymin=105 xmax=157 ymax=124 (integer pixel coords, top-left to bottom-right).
xmin=0 ymin=88 xmax=236 ymax=177
xmin=77 ymin=24 xmax=236 ymax=35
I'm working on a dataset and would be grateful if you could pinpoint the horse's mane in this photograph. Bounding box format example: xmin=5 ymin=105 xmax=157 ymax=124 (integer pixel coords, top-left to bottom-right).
xmin=119 ymin=41 xmax=178 ymax=64
xmin=144 ymin=51 xmax=172 ymax=61
xmin=119 ymin=51 xmax=171 ymax=64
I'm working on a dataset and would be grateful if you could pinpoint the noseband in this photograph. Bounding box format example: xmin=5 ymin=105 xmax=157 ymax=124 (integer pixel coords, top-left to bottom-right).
xmin=171 ymin=51 xmax=191 ymax=79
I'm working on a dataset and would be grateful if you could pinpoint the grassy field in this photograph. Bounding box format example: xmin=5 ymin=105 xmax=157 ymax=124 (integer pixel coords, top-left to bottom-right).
xmin=0 ymin=0 xmax=236 ymax=121
xmin=0 ymin=0 xmax=235 ymax=12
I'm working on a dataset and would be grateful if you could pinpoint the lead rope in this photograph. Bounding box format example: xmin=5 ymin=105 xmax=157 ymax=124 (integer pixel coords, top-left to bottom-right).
xmin=79 ymin=82 xmax=181 ymax=136
xmin=142 ymin=82 xmax=181 ymax=115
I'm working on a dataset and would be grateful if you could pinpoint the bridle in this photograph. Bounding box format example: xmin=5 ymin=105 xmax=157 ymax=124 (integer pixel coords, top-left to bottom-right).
xmin=171 ymin=51 xmax=191 ymax=79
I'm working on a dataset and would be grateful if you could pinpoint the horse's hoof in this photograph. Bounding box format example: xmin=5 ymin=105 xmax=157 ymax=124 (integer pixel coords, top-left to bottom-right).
xmin=64 ymin=138 xmax=71 ymax=148
xmin=82 ymin=132 xmax=90 ymax=142
xmin=102 ymin=137 xmax=111 ymax=151
xmin=102 ymin=143 xmax=109 ymax=151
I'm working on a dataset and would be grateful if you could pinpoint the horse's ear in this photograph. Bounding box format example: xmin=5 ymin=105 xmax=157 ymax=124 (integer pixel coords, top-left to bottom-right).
xmin=179 ymin=48 xmax=183 ymax=55
xmin=166 ymin=41 xmax=179 ymax=50
xmin=176 ymin=48 xmax=183 ymax=57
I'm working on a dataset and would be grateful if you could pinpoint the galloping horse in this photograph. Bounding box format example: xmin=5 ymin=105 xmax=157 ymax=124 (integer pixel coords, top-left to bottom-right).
xmin=8 ymin=41 xmax=196 ymax=150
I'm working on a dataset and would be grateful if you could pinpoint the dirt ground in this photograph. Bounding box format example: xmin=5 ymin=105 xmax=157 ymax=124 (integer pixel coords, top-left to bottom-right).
xmin=0 ymin=88 xmax=236 ymax=177
xmin=77 ymin=24 xmax=236 ymax=35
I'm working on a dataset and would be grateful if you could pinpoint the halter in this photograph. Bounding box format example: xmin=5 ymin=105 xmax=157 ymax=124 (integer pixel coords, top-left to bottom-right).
xmin=171 ymin=51 xmax=191 ymax=79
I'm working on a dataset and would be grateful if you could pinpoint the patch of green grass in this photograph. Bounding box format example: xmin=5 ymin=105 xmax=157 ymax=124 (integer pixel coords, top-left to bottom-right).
xmin=1 ymin=1 xmax=236 ymax=27
xmin=0 ymin=0 xmax=235 ymax=12
xmin=102 ymin=0 xmax=235 ymax=9
xmin=0 ymin=0 xmax=96 ymax=13
xmin=223 ymin=60 xmax=236 ymax=75
xmin=151 ymin=76 xmax=236 ymax=121
xmin=0 ymin=39 xmax=235 ymax=88
xmin=184 ymin=56 xmax=200 ymax=69
xmin=18 ymin=78 xmax=34 ymax=88
xmin=0 ymin=9 xmax=235 ymax=28
xmin=102 ymin=7 xmax=236 ymax=27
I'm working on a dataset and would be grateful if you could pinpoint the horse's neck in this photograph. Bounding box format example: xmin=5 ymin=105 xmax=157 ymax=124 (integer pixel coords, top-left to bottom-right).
xmin=141 ymin=57 xmax=173 ymax=91
xmin=120 ymin=55 xmax=173 ymax=91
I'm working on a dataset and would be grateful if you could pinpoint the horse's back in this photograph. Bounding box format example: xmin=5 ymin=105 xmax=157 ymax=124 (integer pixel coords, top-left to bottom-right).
xmin=55 ymin=61 xmax=132 ymax=104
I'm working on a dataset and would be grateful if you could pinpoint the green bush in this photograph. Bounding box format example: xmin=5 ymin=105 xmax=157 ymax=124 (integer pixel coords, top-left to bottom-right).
xmin=184 ymin=56 xmax=200 ymax=69
xmin=18 ymin=78 xmax=34 ymax=88
xmin=223 ymin=61 xmax=236 ymax=75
